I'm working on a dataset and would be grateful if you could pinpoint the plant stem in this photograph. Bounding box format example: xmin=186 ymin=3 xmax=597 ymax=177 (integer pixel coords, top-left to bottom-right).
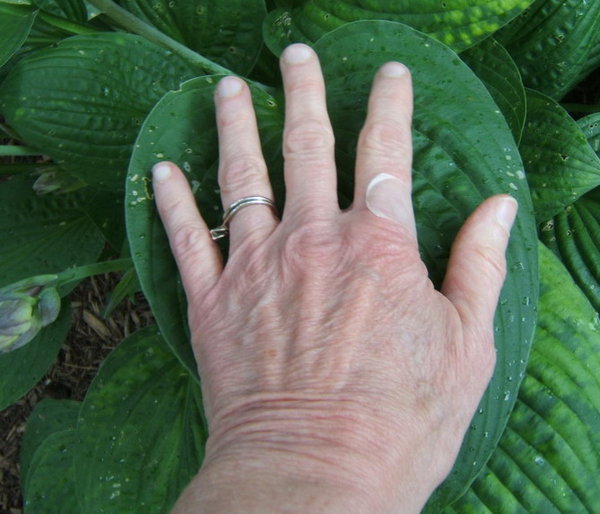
xmin=0 ymin=145 xmax=42 ymax=157
xmin=57 ymin=258 xmax=133 ymax=289
xmin=86 ymin=0 xmax=232 ymax=75
xmin=37 ymin=11 xmax=99 ymax=35
xmin=0 ymin=163 xmax=54 ymax=175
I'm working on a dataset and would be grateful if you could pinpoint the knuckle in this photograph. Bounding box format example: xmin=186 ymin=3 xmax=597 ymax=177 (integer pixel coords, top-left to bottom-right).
xmin=219 ymin=154 xmax=268 ymax=195
xmin=283 ymin=120 xmax=334 ymax=156
xmin=353 ymin=220 xmax=421 ymax=270
xmin=359 ymin=120 xmax=409 ymax=156
xmin=473 ymin=244 xmax=507 ymax=282
xmin=171 ymin=222 xmax=204 ymax=261
xmin=282 ymin=221 xmax=342 ymax=271
xmin=218 ymin=109 xmax=253 ymax=130
xmin=286 ymin=77 xmax=325 ymax=98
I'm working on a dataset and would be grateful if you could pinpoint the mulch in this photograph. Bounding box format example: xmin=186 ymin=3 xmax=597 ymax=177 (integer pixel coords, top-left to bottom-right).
xmin=0 ymin=273 xmax=154 ymax=513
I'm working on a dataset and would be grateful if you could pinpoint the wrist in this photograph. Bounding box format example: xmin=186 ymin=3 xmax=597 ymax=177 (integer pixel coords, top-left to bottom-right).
xmin=173 ymin=394 xmax=444 ymax=513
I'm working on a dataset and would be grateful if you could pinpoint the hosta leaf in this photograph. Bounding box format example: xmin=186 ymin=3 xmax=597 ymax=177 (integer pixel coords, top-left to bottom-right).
xmin=0 ymin=301 xmax=71 ymax=410
xmin=0 ymin=175 xmax=104 ymax=288
xmin=32 ymin=0 xmax=86 ymax=21
xmin=540 ymin=188 xmax=600 ymax=312
xmin=126 ymin=76 xmax=284 ymax=377
xmin=578 ymin=112 xmax=600 ymax=158
xmin=448 ymin=244 xmax=600 ymax=513
xmin=263 ymin=0 xmax=534 ymax=55
xmin=73 ymin=326 xmax=206 ymax=513
xmin=0 ymin=33 xmax=198 ymax=190
xmin=21 ymin=399 xmax=81 ymax=513
xmin=129 ymin=21 xmax=538 ymax=510
xmin=519 ymin=89 xmax=600 ymax=223
xmin=20 ymin=398 xmax=80 ymax=480
xmin=460 ymin=37 xmax=526 ymax=144
xmin=22 ymin=427 xmax=81 ymax=513
xmin=0 ymin=3 xmax=36 ymax=68
xmin=313 ymin=22 xmax=538 ymax=510
xmin=496 ymin=0 xmax=600 ymax=100
xmin=116 ymin=0 xmax=265 ymax=75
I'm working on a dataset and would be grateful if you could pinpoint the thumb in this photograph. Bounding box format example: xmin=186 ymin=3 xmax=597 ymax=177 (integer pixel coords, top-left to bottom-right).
xmin=442 ymin=195 xmax=518 ymax=332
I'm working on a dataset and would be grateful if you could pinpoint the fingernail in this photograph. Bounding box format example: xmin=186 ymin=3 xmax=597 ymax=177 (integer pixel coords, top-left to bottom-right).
xmin=152 ymin=162 xmax=171 ymax=182
xmin=380 ymin=62 xmax=408 ymax=78
xmin=283 ymin=44 xmax=312 ymax=64
xmin=366 ymin=173 xmax=409 ymax=224
xmin=495 ymin=196 xmax=518 ymax=234
xmin=217 ymin=76 xmax=243 ymax=97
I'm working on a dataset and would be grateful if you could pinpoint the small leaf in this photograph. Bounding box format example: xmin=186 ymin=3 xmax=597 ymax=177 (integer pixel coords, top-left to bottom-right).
xmin=0 ymin=33 xmax=198 ymax=190
xmin=448 ymin=244 xmax=600 ymax=513
xmin=20 ymin=398 xmax=80 ymax=486
xmin=73 ymin=326 xmax=206 ymax=513
xmin=519 ymin=89 xmax=600 ymax=222
xmin=0 ymin=3 xmax=37 ymax=67
xmin=22 ymin=428 xmax=81 ymax=513
xmin=102 ymin=266 xmax=140 ymax=318
xmin=116 ymin=0 xmax=266 ymax=74
xmin=0 ymin=175 xmax=104 ymax=287
xmin=460 ymin=37 xmax=526 ymax=144
xmin=496 ymin=0 xmax=600 ymax=99
xmin=263 ymin=0 xmax=535 ymax=55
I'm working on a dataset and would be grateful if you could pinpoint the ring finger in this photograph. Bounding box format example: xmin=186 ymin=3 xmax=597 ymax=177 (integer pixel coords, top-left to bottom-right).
xmin=215 ymin=76 xmax=277 ymax=249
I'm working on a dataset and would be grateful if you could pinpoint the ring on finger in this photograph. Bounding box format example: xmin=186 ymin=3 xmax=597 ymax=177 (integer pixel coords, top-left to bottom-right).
xmin=210 ymin=196 xmax=277 ymax=241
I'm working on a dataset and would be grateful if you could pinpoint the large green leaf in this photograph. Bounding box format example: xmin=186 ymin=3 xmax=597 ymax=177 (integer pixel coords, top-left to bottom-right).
xmin=519 ymin=89 xmax=600 ymax=223
xmin=262 ymin=0 xmax=534 ymax=55
xmin=313 ymin=22 xmax=538 ymax=510
xmin=448 ymin=244 xmax=600 ymax=513
xmin=128 ymin=21 xmax=538 ymax=510
xmin=21 ymin=399 xmax=81 ymax=513
xmin=540 ymin=188 xmax=600 ymax=312
xmin=116 ymin=0 xmax=265 ymax=75
xmin=73 ymin=326 xmax=206 ymax=513
xmin=0 ymin=33 xmax=198 ymax=190
xmin=126 ymin=76 xmax=284 ymax=377
xmin=460 ymin=37 xmax=526 ymax=144
xmin=496 ymin=0 xmax=600 ymax=100
xmin=0 ymin=175 xmax=104 ymax=287
xmin=0 ymin=300 xmax=71 ymax=410
xmin=0 ymin=3 xmax=37 ymax=68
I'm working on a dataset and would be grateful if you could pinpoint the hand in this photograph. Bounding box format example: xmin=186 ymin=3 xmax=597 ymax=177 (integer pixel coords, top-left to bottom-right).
xmin=152 ymin=43 xmax=517 ymax=513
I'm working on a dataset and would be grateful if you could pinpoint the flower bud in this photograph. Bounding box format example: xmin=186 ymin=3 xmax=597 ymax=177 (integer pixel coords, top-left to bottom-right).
xmin=0 ymin=275 xmax=60 ymax=353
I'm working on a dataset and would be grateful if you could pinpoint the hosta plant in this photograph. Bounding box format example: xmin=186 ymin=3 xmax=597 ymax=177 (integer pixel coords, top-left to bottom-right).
xmin=0 ymin=0 xmax=599 ymax=512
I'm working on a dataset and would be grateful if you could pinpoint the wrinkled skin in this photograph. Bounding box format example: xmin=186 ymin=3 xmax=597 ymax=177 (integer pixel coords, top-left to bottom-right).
xmin=152 ymin=44 xmax=517 ymax=513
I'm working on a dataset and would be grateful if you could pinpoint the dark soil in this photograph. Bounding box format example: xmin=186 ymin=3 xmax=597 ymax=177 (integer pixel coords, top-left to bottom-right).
xmin=0 ymin=274 xmax=154 ymax=513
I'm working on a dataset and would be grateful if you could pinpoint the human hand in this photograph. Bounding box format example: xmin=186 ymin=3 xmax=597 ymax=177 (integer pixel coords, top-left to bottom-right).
xmin=152 ymin=43 xmax=517 ymax=513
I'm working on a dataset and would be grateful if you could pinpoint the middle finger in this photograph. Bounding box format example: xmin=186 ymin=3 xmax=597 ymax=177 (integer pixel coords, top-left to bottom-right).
xmin=280 ymin=44 xmax=339 ymax=219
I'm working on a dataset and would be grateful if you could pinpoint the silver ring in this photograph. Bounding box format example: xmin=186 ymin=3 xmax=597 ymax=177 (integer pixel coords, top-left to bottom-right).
xmin=210 ymin=196 xmax=277 ymax=241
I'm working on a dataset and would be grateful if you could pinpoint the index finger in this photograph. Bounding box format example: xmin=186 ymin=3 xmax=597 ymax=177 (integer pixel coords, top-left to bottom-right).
xmin=152 ymin=162 xmax=222 ymax=303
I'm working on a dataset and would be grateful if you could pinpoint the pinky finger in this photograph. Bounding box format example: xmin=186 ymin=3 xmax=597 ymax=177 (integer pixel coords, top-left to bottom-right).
xmin=152 ymin=162 xmax=223 ymax=303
